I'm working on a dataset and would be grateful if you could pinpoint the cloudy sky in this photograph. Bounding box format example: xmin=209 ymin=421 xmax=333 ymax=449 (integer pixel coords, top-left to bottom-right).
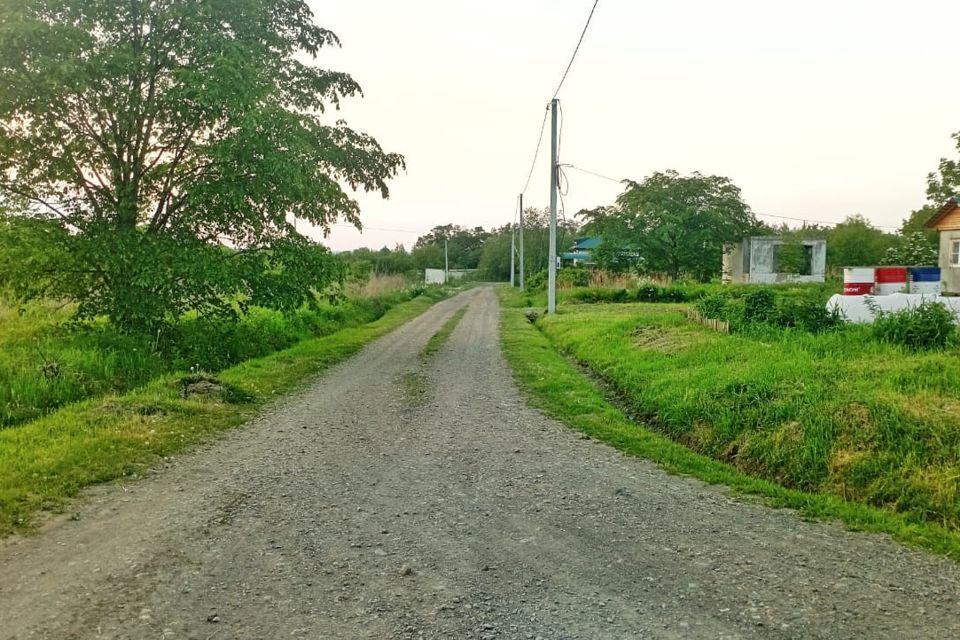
xmin=309 ymin=0 xmax=960 ymax=251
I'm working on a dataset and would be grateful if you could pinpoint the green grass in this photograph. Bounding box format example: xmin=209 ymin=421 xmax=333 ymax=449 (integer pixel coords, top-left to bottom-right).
xmin=501 ymin=292 xmax=960 ymax=560
xmin=402 ymin=306 xmax=469 ymax=408
xmin=0 ymin=291 xmax=449 ymax=536
xmin=0 ymin=289 xmax=437 ymax=430
xmin=497 ymin=280 xmax=841 ymax=311
xmin=421 ymin=307 xmax=467 ymax=360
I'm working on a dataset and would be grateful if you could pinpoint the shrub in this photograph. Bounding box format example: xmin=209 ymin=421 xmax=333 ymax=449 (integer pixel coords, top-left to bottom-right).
xmin=526 ymin=270 xmax=547 ymax=291
xmin=556 ymin=266 xmax=592 ymax=288
xmin=741 ymin=289 xmax=777 ymax=325
xmin=696 ymin=294 xmax=729 ymax=320
xmin=636 ymin=285 xmax=687 ymax=303
xmin=776 ymin=295 xmax=844 ymax=333
xmin=872 ymin=301 xmax=958 ymax=351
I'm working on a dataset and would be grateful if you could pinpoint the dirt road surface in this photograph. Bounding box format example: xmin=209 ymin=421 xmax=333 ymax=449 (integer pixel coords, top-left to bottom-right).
xmin=2 ymin=287 xmax=960 ymax=639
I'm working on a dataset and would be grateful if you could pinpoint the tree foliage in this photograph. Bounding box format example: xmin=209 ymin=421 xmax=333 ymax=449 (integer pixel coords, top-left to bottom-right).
xmin=338 ymin=245 xmax=414 ymax=278
xmin=412 ymin=224 xmax=490 ymax=270
xmin=882 ymin=232 xmax=938 ymax=267
xmin=823 ymin=215 xmax=895 ymax=269
xmin=580 ymin=171 xmax=757 ymax=281
xmin=899 ymin=205 xmax=940 ymax=245
xmin=475 ymin=207 xmax=579 ymax=282
xmin=927 ymin=131 xmax=960 ymax=204
xmin=0 ymin=0 xmax=403 ymax=330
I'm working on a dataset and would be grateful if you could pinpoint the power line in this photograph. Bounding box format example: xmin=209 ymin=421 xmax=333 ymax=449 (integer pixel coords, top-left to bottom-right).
xmin=552 ymin=0 xmax=601 ymax=100
xmin=563 ymin=164 xmax=623 ymax=184
xmin=753 ymin=211 xmax=900 ymax=231
xmin=520 ymin=105 xmax=550 ymax=195
xmin=557 ymin=169 xmax=901 ymax=231
xmin=332 ymin=223 xmax=423 ymax=235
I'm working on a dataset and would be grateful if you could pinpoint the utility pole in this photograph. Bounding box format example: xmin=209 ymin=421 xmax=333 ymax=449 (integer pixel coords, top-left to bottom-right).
xmin=518 ymin=193 xmax=525 ymax=290
xmin=510 ymin=224 xmax=516 ymax=287
xmin=547 ymin=98 xmax=559 ymax=314
xmin=444 ymin=239 xmax=449 ymax=284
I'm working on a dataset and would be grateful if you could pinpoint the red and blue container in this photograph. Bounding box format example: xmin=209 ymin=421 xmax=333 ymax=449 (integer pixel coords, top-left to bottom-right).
xmin=874 ymin=267 xmax=908 ymax=295
xmin=909 ymin=267 xmax=941 ymax=295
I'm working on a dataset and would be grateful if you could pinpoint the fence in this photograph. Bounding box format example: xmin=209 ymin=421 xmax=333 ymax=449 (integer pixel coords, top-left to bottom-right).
xmin=684 ymin=308 xmax=730 ymax=334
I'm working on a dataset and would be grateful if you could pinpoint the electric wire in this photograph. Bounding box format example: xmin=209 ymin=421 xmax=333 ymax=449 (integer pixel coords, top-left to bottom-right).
xmin=552 ymin=0 xmax=601 ymax=100
xmin=559 ymin=168 xmax=901 ymax=231
xmin=563 ymin=164 xmax=623 ymax=184
xmin=520 ymin=105 xmax=550 ymax=196
xmin=332 ymin=223 xmax=422 ymax=235
xmin=753 ymin=212 xmax=899 ymax=231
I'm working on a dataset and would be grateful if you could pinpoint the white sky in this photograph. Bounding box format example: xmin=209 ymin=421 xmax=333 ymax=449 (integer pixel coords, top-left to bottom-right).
xmin=309 ymin=0 xmax=960 ymax=251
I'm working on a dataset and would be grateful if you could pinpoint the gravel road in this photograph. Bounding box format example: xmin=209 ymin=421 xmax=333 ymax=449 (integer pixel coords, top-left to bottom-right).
xmin=2 ymin=286 xmax=960 ymax=639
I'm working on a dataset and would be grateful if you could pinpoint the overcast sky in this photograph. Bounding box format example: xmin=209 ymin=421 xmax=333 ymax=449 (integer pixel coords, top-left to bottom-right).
xmin=309 ymin=0 xmax=960 ymax=251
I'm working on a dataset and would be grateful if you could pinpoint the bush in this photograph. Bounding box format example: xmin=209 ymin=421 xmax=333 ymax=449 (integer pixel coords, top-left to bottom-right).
xmin=636 ymin=285 xmax=687 ymax=303
xmin=696 ymin=294 xmax=729 ymax=320
xmin=526 ymin=270 xmax=547 ymax=291
xmin=776 ymin=295 xmax=844 ymax=333
xmin=556 ymin=267 xmax=591 ymax=288
xmin=741 ymin=289 xmax=777 ymax=325
xmin=566 ymin=285 xmax=692 ymax=305
xmin=872 ymin=301 xmax=957 ymax=351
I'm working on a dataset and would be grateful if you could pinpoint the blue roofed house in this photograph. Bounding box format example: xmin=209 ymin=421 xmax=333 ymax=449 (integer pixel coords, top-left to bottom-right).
xmin=561 ymin=236 xmax=601 ymax=266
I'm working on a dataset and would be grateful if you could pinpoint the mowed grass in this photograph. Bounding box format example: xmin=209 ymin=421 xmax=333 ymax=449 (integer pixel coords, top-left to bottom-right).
xmin=0 ymin=281 xmax=426 ymax=429
xmin=0 ymin=291 xmax=448 ymax=535
xmin=497 ymin=299 xmax=960 ymax=561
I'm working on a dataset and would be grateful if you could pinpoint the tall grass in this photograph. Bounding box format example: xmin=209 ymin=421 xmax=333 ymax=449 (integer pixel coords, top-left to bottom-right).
xmin=344 ymin=273 xmax=415 ymax=298
xmin=536 ymin=302 xmax=960 ymax=529
xmin=0 ymin=286 xmax=433 ymax=429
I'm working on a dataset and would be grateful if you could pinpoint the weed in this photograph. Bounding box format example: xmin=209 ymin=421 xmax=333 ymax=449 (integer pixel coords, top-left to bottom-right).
xmin=871 ymin=301 xmax=958 ymax=351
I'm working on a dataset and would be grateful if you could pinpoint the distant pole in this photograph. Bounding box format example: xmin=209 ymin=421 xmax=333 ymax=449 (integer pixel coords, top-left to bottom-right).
xmin=519 ymin=193 xmax=525 ymax=290
xmin=547 ymin=98 xmax=559 ymax=314
xmin=444 ymin=239 xmax=449 ymax=284
xmin=510 ymin=224 xmax=516 ymax=287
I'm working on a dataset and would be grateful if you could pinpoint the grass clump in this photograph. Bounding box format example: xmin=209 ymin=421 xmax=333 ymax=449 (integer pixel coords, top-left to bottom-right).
xmin=871 ymin=301 xmax=958 ymax=351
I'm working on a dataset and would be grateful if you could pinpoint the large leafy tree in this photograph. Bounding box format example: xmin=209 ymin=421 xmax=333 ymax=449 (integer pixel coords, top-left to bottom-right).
xmin=0 ymin=0 xmax=403 ymax=330
xmin=823 ymin=215 xmax=895 ymax=269
xmin=582 ymin=171 xmax=757 ymax=281
xmin=928 ymin=131 xmax=960 ymax=204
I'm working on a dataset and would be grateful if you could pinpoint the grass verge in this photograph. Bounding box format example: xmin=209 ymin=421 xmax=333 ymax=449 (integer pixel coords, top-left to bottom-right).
xmin=402 ymin=306 xmax=469 ymax=408
xmin=498 ymin=303 xmax=960 ymax=562
xmin=0 ymin=291 xmax=448 ymax=536
xmin=421 ymin=307 xmax=467 ymax=360
xmin=0 ymin=287 xmax=435 ymax=430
